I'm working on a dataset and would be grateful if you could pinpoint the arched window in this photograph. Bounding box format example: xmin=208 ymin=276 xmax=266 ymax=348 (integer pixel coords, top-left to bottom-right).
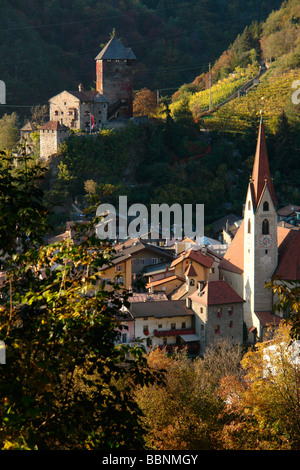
xmin=248 ymin=200 xmax=251 ymax=210
xmin=248 ymin=218 xmax=251 ymax=234
xmin=262 ymin=219 xmax=269 ymax=235
xmin=263 ymin=201 xmax=269 ymax=211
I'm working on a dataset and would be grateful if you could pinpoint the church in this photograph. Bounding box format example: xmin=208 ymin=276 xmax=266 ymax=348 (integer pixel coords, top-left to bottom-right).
xmin=37 ymin=34 xmax=136 ymax=160
xmin=219 ymin=113 xmax=300 ymax=342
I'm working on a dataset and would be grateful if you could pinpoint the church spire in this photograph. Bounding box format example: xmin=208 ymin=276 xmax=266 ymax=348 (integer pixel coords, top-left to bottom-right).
xmin=251 ymin=112 xmax=276 ymax=208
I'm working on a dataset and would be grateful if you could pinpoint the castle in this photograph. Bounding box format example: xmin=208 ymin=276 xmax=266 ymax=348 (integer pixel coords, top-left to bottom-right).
xmin=34 ymin=34 xmax=136 ymax=160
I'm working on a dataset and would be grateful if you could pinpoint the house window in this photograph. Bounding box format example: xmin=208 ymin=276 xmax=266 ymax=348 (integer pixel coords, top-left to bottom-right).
xmin=143 ymin=325 xmax=149 ymax=335
xmin=158 ymin=324 xmax=162 ymax=329
xmin=210 ymin=267 xmax=215 ymax=274
xmin=217 ymin=308 xmax=222 ymax=318
xmin=163 ymin=337 xmax=167 ymax=345
xmin=228 ymin=307 xmax=233 ymax=316
xmin=229 ymin=321 xmax=233 ymax=328
xmin=190 ymin=279 xmax=195 ymax=286
xmin=182 ymin=322 xmax=186 ymax=329
xmin=215 ymin=325 xmax=220 ymax=334
xmin=152 ymin=258 xmax=158 ymax=264
xmin=201 ymin=324 xmax=204 ymax=330
xmin=200 ymin=307 xmax=203 ymax=313
xmin=54 ymin=110 xmax=59 ymax=116
xmin=121 ymin=333 xmax=127 ymax=343
xmin=143 ymin=317 xmax=148 ymax=321
xmin=115 ymin=265 xmax=123 ymax=271
xmin=262 ymin=219 xmax=269 ymax=235
xmin=263 ymin=201 xmax=269 ymax=211
xmin=171 ymin=323 xmax=176 ymax=330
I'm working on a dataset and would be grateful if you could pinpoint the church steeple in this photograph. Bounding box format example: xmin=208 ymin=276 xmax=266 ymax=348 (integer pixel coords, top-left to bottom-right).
xmin=250 ymin=113 xmax=276 ymax=208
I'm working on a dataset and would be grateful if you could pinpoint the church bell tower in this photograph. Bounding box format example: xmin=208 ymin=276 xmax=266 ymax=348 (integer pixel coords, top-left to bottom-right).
xmin=243 ymin=113 xmax=278 ymax=330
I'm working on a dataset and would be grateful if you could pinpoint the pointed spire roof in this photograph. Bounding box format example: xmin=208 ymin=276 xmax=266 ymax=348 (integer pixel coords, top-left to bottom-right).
xmin=95 ymin=35 xmax=136 ymax=61
xmin=251 ymin=113 xmax=276 ymax=207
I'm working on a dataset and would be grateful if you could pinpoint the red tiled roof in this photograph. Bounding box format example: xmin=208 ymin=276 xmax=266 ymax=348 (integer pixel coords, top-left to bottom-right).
xmin=185 ymin=263 xmax=198 ymax=277
xmin=189 ymin=280 xmax=244 ymax=306
xmin=171 ymin=248 xmax=214 ymax=269
xmin=219 ymin=220 xmax=244 ymax=274
xmin=274 ymin=229 xmax=300 ymax=280
xmin=40 ymin=120 xmax=69 ymax=131
xmin=146 ymin=275 xmax=185 ymax=288
xmin=220 ymin=224 xmax=299 ymax=280
xmin=255 ymin=311 xmax=282 ymax=327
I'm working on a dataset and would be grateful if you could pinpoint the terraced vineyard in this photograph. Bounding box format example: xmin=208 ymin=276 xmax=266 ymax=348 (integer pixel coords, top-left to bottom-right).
xmin=201 ymin=68 xmax=300 ymax=134
xmin=170 ymin=68 xmax=254 ymax=121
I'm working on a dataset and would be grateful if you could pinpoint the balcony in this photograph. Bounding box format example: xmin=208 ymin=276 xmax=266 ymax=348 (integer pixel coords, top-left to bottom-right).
xmin=153 ymin=328 xmax=195 ymax=338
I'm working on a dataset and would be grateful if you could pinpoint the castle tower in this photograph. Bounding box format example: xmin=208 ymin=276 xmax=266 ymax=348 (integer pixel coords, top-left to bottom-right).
xmin=95 ymin=34 xmax=136 ymax=119
xmin=243 ymin=114 xmax=278 ymax=330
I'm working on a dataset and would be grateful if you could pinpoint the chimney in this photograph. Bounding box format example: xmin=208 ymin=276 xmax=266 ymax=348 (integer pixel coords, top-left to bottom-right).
xmin=78 ymin=83 xmax=84 ymax=92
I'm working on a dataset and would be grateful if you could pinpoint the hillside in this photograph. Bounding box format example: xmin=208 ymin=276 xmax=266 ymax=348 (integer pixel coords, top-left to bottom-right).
xmin=0 ymin=0 xmax=282 ymax=120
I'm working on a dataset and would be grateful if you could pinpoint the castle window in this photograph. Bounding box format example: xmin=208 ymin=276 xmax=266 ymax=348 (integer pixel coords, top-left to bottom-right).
xmin=228 ymin=307 xmax=233 ymax=316
xmin=54 ymin=110 xmax=59 ymax=116
xmin=190 ymin=279 xmax=195 ymax=286
xmin=248 ymin=218 xmax=251 ymax=234
xmin=215 ymin=325 xmax=220 ymax=335
xmin=263 ymin=201 xmax=269 ymax=211
xmin=229 ymin=321 xmax=233 ymax=328
xmin=217 ymin=308 xmax=222 ymax=318
xmin=262 ymin=219 xmax=269 ymax=235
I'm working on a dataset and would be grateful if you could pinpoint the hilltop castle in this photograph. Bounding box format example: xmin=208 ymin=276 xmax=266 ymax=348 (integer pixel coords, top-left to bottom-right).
xmin=31 ymin=35 xmax=136 ymax=160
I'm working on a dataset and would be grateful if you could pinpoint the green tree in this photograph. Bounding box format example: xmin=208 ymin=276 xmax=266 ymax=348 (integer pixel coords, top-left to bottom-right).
xmin=0 ymin=113 xmax=19 ymax=151
xmin=0 ymin=150 xmax=160 ymax=450
xmin=219 ymin=323 xmax=300 ymax=450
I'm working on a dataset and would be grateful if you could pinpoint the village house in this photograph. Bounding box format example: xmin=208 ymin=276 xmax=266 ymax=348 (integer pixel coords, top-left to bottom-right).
xmin=129 ymin=299 xmax=200 ymax=354
xmin=99 ymin=238 xmax=174 ymax=291
xmin=146 ymin=246 xmax=220 ymax=299
xmin=189 ymin=280 xmax=244 ymax=353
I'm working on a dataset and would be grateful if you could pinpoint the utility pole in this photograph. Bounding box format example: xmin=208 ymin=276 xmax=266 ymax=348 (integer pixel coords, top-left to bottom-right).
xmin=209 ymin=62 xmax=212 ymax=111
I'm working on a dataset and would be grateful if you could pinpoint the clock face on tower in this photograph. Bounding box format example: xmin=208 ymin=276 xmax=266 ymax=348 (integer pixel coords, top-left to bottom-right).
xmin=260 ymin=234 xmax=273 ymax=248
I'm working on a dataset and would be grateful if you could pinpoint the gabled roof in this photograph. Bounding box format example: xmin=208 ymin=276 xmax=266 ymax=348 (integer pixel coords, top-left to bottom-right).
xmin=219 ymin=220 xmax=244 ymax=275
xmin=95 ymin=35 xmax=136 ymax=61
xmin=66 ymin=90 xmax=108 ymax=103
xmin=130 ymin=300 xmax=193 ymax=319
xmin=171 ymin=248 xmax=214 ymax=269
xmin=274 ymin=229 xmax=300 ymax=280
xmin=250 ymin=115 xmax=276 ymax=208
xmin=189 ymin=280 xmax=245 ymax=306
xmin=185 ymin=263 xmax=198 ymax=277
xmin=20 ymin=121 xmax=36 ymax=132
xmin=219 ymin=223 xmax=300 ymax=281
xmin=40 ymin=120 xmax=69 ymax=131
xmin=146 ymin=275 xmax=185 ymax=288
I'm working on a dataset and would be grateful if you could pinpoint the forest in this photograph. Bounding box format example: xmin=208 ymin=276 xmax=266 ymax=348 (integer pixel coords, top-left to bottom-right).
xmin=0 ymin=0 xmax=282 ymax=113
